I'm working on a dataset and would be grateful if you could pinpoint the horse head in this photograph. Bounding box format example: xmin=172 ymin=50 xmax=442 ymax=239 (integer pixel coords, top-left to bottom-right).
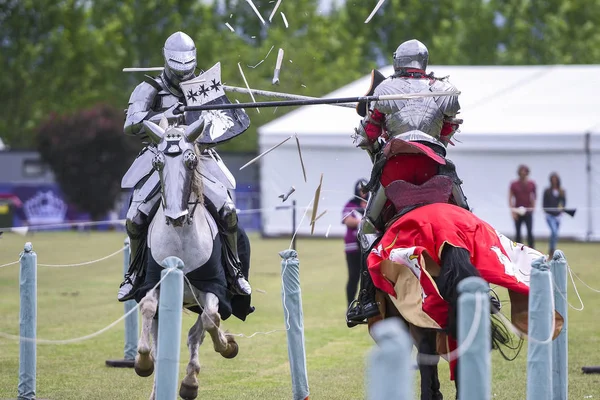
xmin=143 ymin=116 xmax=205 ymax=227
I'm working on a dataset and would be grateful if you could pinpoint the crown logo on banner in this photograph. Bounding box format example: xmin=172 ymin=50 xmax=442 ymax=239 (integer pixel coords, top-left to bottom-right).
xmin=23 ymin=190 xmax=68 ymax=224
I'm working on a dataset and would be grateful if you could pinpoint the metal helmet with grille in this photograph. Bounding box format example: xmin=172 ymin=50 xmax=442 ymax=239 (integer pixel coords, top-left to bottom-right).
xmin=163 ymin=31 xmax=197 ymax=82
xmin=393 ymin=39 xmax=429 ymax=72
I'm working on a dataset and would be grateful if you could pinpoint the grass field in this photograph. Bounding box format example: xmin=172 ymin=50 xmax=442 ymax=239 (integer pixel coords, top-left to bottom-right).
xmin=0 ymin=231 xmax=599 ymax=399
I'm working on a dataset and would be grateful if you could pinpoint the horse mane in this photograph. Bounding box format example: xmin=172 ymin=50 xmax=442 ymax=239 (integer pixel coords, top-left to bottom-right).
xmin=191 ymin=142 xmax=205 ymax=205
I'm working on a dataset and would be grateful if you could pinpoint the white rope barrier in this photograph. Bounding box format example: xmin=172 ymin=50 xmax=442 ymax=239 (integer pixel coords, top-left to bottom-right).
xmin=0 ymin=269 xmax=172 ymax=345
xmin=37 ymin=246 xmax=126 ymax=268
xmin=0 ymin=246 xmax=126 ymax=270
xmin=0 ymin=260 xmax=20 ymax=269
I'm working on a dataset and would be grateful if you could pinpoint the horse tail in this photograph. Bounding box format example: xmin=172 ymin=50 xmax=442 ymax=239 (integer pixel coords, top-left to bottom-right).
xmin=437 ymin=245 xmax=481 ymax=338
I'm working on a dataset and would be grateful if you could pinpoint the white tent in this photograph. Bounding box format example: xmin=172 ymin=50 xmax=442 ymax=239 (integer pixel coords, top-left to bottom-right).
xmin=257 ymin=65 xmax=600 ymax=241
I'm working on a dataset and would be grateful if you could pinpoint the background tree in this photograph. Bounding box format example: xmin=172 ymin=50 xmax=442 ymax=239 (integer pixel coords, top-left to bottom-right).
xmin=4 ymin=0 xmax=600 ymax=152
xmin=492 ymin=0 xmax=600 ymax=64
xmin=339 ymin=0 xmax=501 ymax=66
xmin=36 ymin=105 xmax=140 ymax=220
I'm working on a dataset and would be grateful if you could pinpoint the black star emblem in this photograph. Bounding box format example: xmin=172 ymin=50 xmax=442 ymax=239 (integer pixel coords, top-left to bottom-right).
xmin=186 ymin=89 xmax=198 ymax=102
xmin=210 ymin=79 xmax=222 ymax=92
xmin=198 ymin=84 xmax=209 ymax=97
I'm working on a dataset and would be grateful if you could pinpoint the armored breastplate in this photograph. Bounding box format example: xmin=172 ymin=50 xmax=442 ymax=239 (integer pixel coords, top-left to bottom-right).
xmin=373 ymin=78 xmax=457 ymax=142
xmin=155 ymin=91 xmax=180 ymax=111
xmin=152 ymin=76 xmax=203 ymax=125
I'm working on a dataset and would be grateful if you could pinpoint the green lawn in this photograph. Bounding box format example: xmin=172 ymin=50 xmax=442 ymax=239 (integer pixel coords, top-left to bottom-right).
xmin=0 ymin=231 xmax=599 ymax=399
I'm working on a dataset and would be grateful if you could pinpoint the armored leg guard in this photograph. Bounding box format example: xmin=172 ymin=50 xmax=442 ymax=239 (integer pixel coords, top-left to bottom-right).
xmin=118 ymin=176 xmax=161 ymax=302
xmin=438 ymin=159 xmax=470 ymax=211
xmin=118 ymin=219 xmax=148 ymax=302
xmin=219 ymin=198 xmax=252 ymax=296
xmin=346 ymin=185 xmax=388 ymax=327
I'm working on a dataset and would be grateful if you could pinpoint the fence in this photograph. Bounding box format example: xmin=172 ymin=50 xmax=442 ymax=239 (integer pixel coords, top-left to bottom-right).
xmin=366 ymin=252 xmax=569 ymax=400
xmin=1 ymin=239 xmax=588 ymax=400
xmin=7 ymin=238 xmax=308 ymax=400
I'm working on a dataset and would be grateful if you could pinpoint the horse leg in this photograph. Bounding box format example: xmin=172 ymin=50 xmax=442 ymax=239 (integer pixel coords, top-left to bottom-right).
xmin=179 ymin=313 xmax=206 ymax=400
xmin=149 ymin=318 xmax=159 ymax=400
xmin=416 ymin=329 xmax=443 ymax=400
xmin=201 ymin=292 xmax=239 ymax=359
xmin=135 ymin=289 xmax=159 ymax=378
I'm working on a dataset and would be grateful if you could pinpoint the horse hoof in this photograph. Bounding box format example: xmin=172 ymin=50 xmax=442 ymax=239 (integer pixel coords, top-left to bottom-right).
xmin=134 ymin=363 xmax=154 ymax=377
xmin=134 ymin=354 xmax=155 ymax=377
xmin=221 ymin=335 xmax=239 ymax=359
xmin=179 ymin=382 xmax=199 ymax=400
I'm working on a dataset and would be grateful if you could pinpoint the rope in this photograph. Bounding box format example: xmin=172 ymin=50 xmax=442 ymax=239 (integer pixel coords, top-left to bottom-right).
xmin=494 ymin=270 xmax=557 ymax=345
xmin=182 ymin=264 xmax=292 ymax=339
xmin=0 ymin=260 xmax=20 ymax=269
xmin=0 ymin=269 xmax=172 ymax=345
xmin=0 ymin=247 xmax=126 ymax=270
xmin=0 ymin=219 xmax=125 ymax=231
xmin=552 ymin=265 xmax=585 ymax=311
xmin=37 ymin=246 xmax=126 ymax=268
xmin=570 ymin=268 xmax=600 ymax=293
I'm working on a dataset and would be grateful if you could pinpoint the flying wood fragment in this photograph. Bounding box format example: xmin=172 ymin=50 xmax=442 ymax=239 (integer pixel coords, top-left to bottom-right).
xmin=280 ymin=12 xmax=289 ymax=28
xmin=364 ymin=0 xmax=386 ymax=23
xmin=295 ymin=134 xmax=307 ymax=183
xmin=245 ymin=0 xmax=266 ymax=25
xmin=310 ymin=173 xmax=324 ymax=235
xmin=269 ymin=0 xmax=283 ymax=22
xmin=237 ymin=62 xmax=260 ymax=113
xmin=272 ymin=48 xmax=284 ymax=85
xmin=239 ymin=135 xmax=293 ymax=170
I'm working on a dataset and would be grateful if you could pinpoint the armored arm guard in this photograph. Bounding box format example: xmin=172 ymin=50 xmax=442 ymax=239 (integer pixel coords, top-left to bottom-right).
xmin=124 ymin=82 xmax=159 ymax=137
xmin=432 ymin=79 xmax=462 ymax=145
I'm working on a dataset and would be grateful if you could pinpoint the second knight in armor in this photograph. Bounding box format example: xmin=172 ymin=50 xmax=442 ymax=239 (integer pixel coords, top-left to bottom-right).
xmin=347 ymin=39 xmax=470 ymax=325
xmin=118 ymin=31 xmax=251 ymax=302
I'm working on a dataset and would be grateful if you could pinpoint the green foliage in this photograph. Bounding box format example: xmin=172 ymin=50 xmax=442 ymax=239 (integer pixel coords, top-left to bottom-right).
xmin=36 ymin=105 xmax=140 ymax=219
xmin=3 ymin=0 xmax=600 ymax=151
xmin=493 ymin=0 xmax=600 ymax=64
xmin=339 ymin=0 xmax=501 ymax=65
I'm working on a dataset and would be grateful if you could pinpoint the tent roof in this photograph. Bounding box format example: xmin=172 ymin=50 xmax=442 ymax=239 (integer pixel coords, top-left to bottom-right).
xmin=258 ymin=65 xmax=600 ymax=137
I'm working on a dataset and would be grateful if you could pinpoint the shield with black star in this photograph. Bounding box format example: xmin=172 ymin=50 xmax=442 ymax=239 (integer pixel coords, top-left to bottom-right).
xmin=179 ymin=62 xmax=251 ymax=145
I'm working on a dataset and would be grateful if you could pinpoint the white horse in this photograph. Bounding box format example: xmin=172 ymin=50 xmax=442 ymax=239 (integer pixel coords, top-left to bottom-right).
xmin=134 ymin=117 xmax=239 ymax=400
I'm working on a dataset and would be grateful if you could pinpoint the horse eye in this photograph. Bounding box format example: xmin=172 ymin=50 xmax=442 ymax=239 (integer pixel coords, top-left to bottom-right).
xmin=152 ymin=153 xmax=165 ymax=171
xmin=183 ymin=150 xmax=197 ymax=170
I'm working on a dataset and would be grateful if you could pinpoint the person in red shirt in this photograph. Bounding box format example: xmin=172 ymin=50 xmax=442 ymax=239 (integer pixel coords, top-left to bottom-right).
xmin=509 ymin=164 xmax=537 ymax=248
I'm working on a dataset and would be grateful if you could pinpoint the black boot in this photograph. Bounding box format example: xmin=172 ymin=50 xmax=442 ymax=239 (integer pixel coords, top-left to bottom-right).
xmin=346 ymin=268 xmax=380 ymax=327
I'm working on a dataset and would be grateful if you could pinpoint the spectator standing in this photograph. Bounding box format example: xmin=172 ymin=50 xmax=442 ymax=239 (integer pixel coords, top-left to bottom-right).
xmin=543 ymin=172 xmax=566 ymax=255
xmin=341 ymin=179 xmax=369 ymax=306
xmin=509 ymin=164 xmax=537 ymax=248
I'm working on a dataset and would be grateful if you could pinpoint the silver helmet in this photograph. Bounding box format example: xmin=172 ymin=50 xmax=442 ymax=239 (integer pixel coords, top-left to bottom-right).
xmin=393 ymin=39 xmax=429 ymax=72
xmin=163 ymin=31 xmax=197 ymax=82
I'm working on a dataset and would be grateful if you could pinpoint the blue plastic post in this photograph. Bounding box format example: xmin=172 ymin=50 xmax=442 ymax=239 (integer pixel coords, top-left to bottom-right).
xmin=550 ymin=250 xmax=568 ymax=400
xmin=155 ymin=257 xmax=184 ymax=400
xmin=527 ymin=257 xmax=553 ymax=400
xmin=457 ymin=277 xmax=491 ymax=400
xmin=123 ymin=237 xmax=138 ymax=360
xmin=18 ymin=242 xmax=37 ymax=400
xmin=279 ymin=249 xmax=309 ymax=400
xmin=366 ymin=317 xmax=414 ymax=400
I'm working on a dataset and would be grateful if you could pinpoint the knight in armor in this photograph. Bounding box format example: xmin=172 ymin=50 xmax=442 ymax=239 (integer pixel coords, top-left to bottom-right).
xmin=346 ymin=39 xmax=471 ymax=326
xmin=117 ymin=31 xmax=252 ymax=302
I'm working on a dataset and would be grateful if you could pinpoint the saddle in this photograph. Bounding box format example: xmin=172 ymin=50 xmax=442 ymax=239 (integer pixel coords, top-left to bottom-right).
xmin=382 ymin=175 xmax=454 ymax=229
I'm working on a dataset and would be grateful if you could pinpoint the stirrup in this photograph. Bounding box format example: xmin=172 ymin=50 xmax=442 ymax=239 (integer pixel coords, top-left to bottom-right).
xmin=346 ymin=300 xmax=368 ymax=328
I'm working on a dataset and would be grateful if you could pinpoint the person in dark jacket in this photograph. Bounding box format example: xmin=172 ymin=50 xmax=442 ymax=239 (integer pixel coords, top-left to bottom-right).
xmin=341 ymin=179 xmax=369 ymax=306
xmin=543 ymin=172 xmax=566 ymax=255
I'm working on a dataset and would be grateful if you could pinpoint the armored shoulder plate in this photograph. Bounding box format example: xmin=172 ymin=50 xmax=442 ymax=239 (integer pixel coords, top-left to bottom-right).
xmin=430 ymin=79 xmax=460 ymax=117
xmin=124 ymin=82 xmax=159 ymax=136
